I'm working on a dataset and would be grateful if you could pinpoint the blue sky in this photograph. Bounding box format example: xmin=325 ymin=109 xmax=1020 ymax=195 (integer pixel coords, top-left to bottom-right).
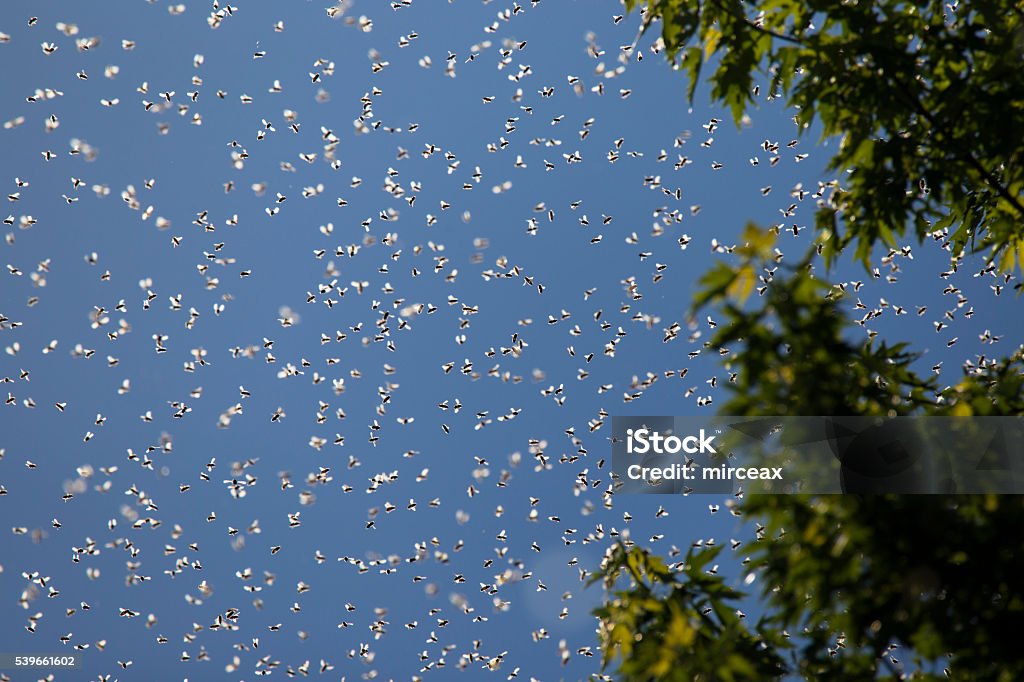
xmin=1 ymin=1 xmax=1019 ymax=680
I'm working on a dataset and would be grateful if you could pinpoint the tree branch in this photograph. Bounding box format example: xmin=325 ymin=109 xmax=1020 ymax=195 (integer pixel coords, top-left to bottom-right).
xmin=891 ymin=77 xmax=1024 ymax=223
xmin=709 ymin=0 xmax=807 ymax=45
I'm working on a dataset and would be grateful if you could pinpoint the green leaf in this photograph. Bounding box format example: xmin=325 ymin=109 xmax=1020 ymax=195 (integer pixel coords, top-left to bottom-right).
xmin=693 ymin=261 xmax=739 ymax=310
xmin=727 ymin=263 xmax=756 ymax=304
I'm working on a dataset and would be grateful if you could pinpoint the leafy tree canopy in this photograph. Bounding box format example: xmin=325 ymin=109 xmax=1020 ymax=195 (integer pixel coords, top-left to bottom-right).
xmin=595 ymin=493 xmax=1024 ymax=681
xmin=692 ymin=228 xmax=1024 ymax=418
xmin=592 ymin=3 xmax=1024 ymax=680
xmin=626 ymin=0 xmax=1024 ymax=269
xmin=593 ymin=238 xmax=1024 ymax=680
